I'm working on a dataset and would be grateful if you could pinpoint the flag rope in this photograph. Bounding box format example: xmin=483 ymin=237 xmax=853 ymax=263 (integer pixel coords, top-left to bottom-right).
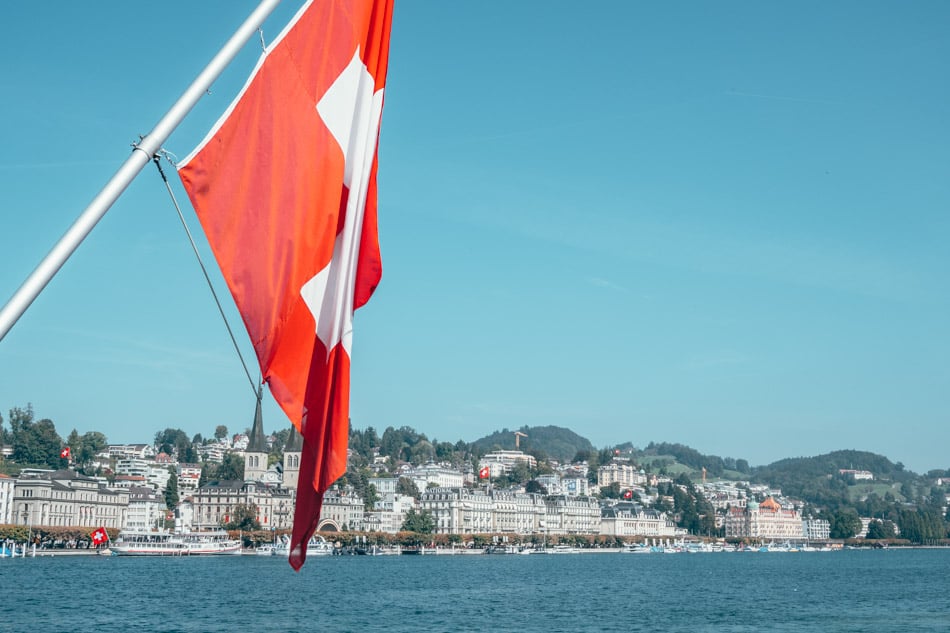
xmin=151 ymin=152 xmax=258 ymax=397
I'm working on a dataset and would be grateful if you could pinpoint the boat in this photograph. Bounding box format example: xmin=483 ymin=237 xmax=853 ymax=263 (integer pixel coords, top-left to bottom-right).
xmin=621 ymin=543 xmax=651 ymax=554
xmin=543 ymin=544 xmax=577 ymax=554
xmin=269 ymin=534 xmax=334 ymax=557
xmin=111 ymin=529 xmax=242 ymax=556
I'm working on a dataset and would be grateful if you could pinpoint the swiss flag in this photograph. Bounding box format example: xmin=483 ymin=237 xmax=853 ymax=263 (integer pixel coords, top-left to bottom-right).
xmin=178 ymin=0 xmax=393 ymax=571
xmin=90 ymin=527 xmax=108 ymax=546
xmin=479 ymin=466 xmax=490 ymax=479
xmin=623 ymin=490 xmax=633 ymax=500
xmin=60 ymin=447 xmax=70 ymax=459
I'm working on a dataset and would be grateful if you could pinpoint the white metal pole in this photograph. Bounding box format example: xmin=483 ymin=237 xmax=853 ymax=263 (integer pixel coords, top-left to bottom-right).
xmin=0 ymin=0 xmax=282 ymax=343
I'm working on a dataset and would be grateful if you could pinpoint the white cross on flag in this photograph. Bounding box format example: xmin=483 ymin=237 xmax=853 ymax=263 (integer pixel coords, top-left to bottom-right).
xmin=178 ymin=0 xmax=393 ymax=571
xmin=90 ymin=527 xmax=108 ymax=546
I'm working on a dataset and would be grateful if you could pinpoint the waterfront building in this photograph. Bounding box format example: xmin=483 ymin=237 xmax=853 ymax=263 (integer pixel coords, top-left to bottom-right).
xmin=803 ymin=518 xmax=831 ymax=541
xmin=12 ymin=469 xmax=128 ymax=529
xmin=421 ymin=487 xmax=493 ymax=534
xmin=724 ymin=497 xmax=804 ymax=540
xmin=0 ymin=474 xmax=14 ymax=524
xmin=371 ymin=493 xmax=417 ymax=533
xmin=600 ymin=502 xmax=678 ymax=538
xmin=543 ymin=494 xmax=601 ymax=535
xmin=318 ymin=489 xmax=365 ymax=532
xmin=490 ymin=489 xmax=545 ymax=534
xmin=192 ymin=479 xmax=294 ymax=530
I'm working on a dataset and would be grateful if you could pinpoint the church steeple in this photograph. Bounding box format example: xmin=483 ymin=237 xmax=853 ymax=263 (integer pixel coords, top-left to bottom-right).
xmin=282 ymin=424 xmax=303 ymax=491
xmin=244 ymin=385 xmax=269 ymax=482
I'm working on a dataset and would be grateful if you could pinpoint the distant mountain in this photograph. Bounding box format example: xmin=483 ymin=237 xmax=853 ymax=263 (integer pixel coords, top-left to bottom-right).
xmin=471 ymin=425 xmax=593 ymax=462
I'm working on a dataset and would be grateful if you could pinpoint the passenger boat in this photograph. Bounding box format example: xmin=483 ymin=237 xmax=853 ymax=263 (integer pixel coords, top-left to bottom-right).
xmin=111 ymin=529 xmax=242 ymax=556
xmin=268 ymin=534 xmax=334 ymax=557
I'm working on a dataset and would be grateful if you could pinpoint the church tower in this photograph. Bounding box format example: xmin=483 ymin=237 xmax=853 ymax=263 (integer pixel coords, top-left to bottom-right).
xmin=282 ymin=424 xmax=303 ymax=491
xmin=244 ymin=386 xmax=269 ymax=482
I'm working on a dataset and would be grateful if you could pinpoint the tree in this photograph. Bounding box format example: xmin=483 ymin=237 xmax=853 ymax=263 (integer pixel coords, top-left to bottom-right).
xmin=164 ymin=467 xmax=180 ymax=510
xmin=363 ymin=483 xmax=380 ymax=511
xmin=829 ymin=508 xmax=862 ymax=539
xmin=9 ymin=406 xmax=64 ymax=468
xmin=401 ymin=508 xmax=435 ymax=534
xmin=525 ymin=480 xmax=548 ymax=495
xmin=865 ymin=519 xmax=895 ymax=540
xmin=223 ymin=503 xmax=261 ymax=531
xmin=396 ymin=476 xmax=420 ymax=499
xmin=216 ymin=453 xmax=245 ymax=481
xmin=214 ymin=425 xmax=229 ymax=440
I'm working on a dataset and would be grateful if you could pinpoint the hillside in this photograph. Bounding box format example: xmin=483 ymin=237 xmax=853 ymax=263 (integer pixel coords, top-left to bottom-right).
xmin=471 ymin=425 xmax=593 ymax=462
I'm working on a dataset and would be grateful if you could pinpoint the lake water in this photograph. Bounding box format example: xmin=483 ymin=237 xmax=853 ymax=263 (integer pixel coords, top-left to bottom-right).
xmin=1 ymin=549 xmax=947 ymax=632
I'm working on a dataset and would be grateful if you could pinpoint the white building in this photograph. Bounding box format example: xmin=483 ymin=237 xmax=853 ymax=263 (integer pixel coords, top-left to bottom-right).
xmin=106 ymin=444 xmax=155 ymax=460
xmin=0 ymin=474 xmax=14 ymax=524
xmin=407 ymin=463 xmax=464 ymax=492
xmin=371 ymin=493 xmax=417 ymax=533
xmin=124 ymin=485 xmax=167 ymax=531
xmin=490 ymin=490 xmax=545 ymax=534
xmin=724 ymin=497 xmax=804 ymax=540
xmin=542 ymin=495 xmax=601 ymax=535
xmin=114 ymin=457 xmax=172 ymax=493
xmin=421 ymin=487 xmax=493 ymax=535
xmin=597 ymin=462 xmax=646 ymax=489
xmin=192 ymin=480 xmax=294 ymax=531
xmin=535 ymin=474 xmax=562 ymax=495
xmin=12 ymin=469 xmax=128 ymax=529
xmin=803 ymin=518 xmax=831 ymax=541
xmin=318 ymin=489 xmax=365 ymax=532
xmin=368 ymin=477 xmax=398 ymax=496
xmin=600 ymin=502 xmax=677 ymax=538
xmin=478 ymin=450 xmax=537 ymax=477
xmin=177 ymin=463 xmax=202 ymax=494
xmin=562 ymin=476 xmax=591 ymax=497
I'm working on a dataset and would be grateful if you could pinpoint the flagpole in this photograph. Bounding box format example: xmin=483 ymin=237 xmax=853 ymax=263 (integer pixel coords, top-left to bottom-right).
xmin=0 ymin=0 xmax=283 ymax=343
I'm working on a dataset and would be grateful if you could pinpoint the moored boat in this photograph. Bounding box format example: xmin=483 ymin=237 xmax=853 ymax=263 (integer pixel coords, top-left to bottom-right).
xmin=111 ymin=529 xmax=242 ymax=556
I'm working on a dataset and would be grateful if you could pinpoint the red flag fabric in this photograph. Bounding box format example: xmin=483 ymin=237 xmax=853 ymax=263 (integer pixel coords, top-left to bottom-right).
xmin=60 ymin=447 xmax=70 ymax=459
xmin=90 ymin=527 xmax=108 ymax=545
xmin=623 ymin=490 xmax=633 ymax=499
xmin=178 ymin=0 xmax=393 ymax=571
xmin=479 ymin=466 xmax=490 ymax=479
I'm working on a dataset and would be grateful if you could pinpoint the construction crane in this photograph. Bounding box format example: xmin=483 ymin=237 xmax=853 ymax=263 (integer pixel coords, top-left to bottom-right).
xmin=514 ymin=431 xmax=527 ymax=449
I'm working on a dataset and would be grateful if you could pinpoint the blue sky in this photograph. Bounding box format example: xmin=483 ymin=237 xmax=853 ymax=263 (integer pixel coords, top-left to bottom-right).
xmin=1 ymin=1 xmax=947 ymax=473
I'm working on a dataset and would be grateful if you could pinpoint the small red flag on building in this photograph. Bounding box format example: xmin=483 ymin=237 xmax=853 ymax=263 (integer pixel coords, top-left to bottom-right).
xmin=623 ymin=490 xmax=633 ymax=500
xmin=60 ymin=447 xmax=70 ymax=459
xmin=90 ymin=527 xmax=108 ymax=545
xmin=178 ymin=0 xmax=394 ymax=571
xmin=479 ymin=466 xmax=490 ymax=479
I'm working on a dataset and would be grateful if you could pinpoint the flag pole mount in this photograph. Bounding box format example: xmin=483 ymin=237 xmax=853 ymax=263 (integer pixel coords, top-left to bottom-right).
xmin=0 ymin=0 xmax=282 ymax=343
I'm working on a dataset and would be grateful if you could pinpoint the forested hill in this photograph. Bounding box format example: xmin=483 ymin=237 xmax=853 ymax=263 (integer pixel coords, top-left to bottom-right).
xmin=751 ymin=450 xmax=917 ymax=504
xmin=471 ymin=425 xmax=593 ymax=462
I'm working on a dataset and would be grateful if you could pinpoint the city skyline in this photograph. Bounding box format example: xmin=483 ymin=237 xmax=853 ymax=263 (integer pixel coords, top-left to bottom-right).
xmin=1 ymin=2 xmax=948 ymax=473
